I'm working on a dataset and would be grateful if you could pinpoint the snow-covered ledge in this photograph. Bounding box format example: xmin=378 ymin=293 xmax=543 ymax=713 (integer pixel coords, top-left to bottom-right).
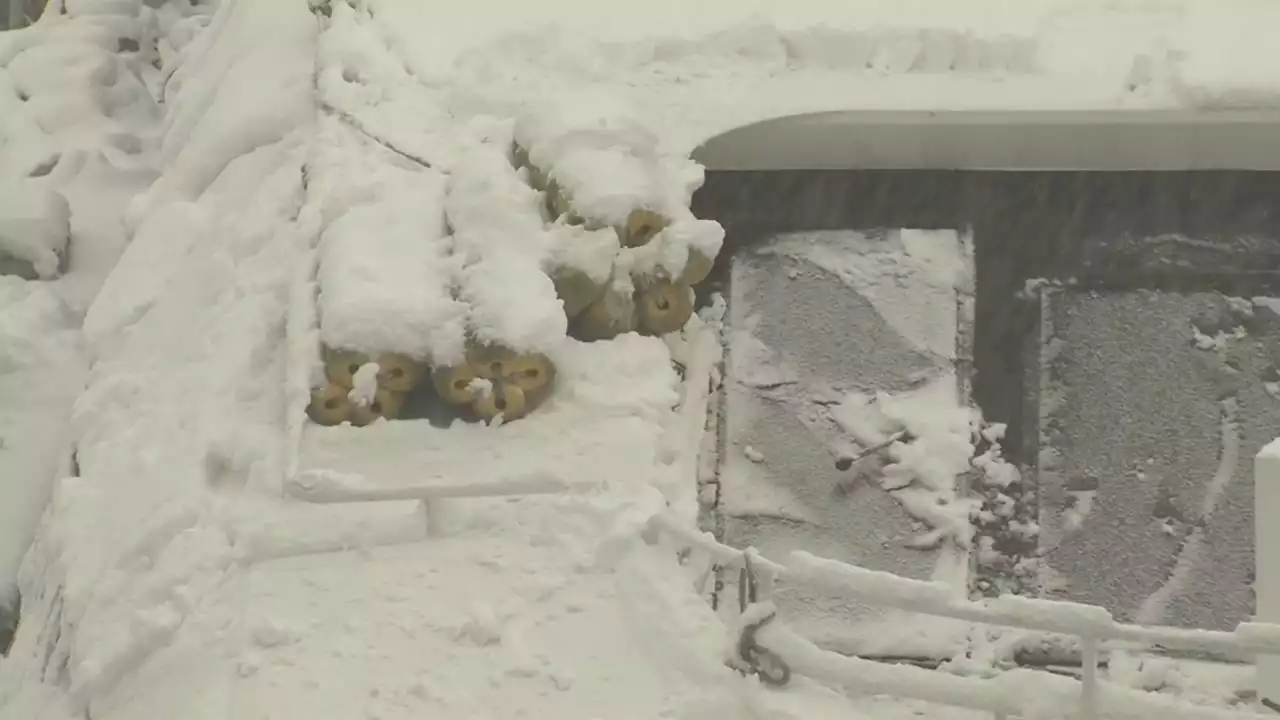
xmin=693 ymin=110 xmax=1280 ymax=171
xmin=1257 ymin=439 xmax=1280 ymax=708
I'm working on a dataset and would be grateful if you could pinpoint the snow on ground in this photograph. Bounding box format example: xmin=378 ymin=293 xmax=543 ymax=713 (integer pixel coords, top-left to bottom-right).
xmin=0 ymin=280 xmax=82 ymax=631
xmin=0 ymin=0 xmax=163 ymax=664
xmin=6 ymin=0 xmax=1280 ymax=718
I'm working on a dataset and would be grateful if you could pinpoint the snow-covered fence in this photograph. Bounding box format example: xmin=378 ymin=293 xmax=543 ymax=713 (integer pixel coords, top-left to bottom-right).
xmin=647 ymin=515 xmax=1280 ymax=719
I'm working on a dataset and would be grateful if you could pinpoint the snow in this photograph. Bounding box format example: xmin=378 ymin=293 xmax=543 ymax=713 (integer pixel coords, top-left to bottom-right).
xmin=8 ymin=0 xmax=1280 ymax=718
xmin=446 ymin=146 xmax=568 ymax=355
xmin=133 ymin=0 xmax=315 ymax=215
xmin=0 ymin=180 xmax=69 ymax=279
xmin=314 ymin=129 xmax=467 ymax=363
xmin=0 ymin=278 xmax=82 ymax=631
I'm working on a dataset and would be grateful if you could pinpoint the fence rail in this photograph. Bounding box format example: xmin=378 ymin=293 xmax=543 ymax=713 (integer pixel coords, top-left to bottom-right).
xmin=648 ymin=513 xmax=1280 ymax=720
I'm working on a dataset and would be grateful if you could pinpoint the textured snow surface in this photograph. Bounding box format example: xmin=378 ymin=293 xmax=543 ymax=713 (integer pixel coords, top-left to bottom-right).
xmin=446 ymin=146 xmax=568 ymax=355
xmin=315 ymin=141 xmax=466 ymax=362
xmin=0 ymin=279 xmax=82 ymax=627
xmin=0 ymin=181 xmax=69 ymax=279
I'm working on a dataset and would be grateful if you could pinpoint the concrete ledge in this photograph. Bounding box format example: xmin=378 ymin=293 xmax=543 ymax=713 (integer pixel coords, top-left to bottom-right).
xmin=693 ymin=110 xmax=1280 ymax=171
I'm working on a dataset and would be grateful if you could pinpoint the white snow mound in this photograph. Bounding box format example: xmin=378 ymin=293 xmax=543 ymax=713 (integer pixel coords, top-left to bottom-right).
xmin=0 ymin=181 xmax=69 ymax=279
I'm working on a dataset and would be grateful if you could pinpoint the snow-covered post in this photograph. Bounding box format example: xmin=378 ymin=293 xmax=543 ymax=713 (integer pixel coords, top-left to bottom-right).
xmin=6 ymin=0 xmax=24 ymax=31
xmin=1256 ymin=440 xmax=1280 ymax=707
xmin=746 ymin=548 xmax=775 ymax=602
xmin=1078 ymin=637 xmax=1100 ymax=719
xmin=420 ymin=499 xmax=447 ymax=537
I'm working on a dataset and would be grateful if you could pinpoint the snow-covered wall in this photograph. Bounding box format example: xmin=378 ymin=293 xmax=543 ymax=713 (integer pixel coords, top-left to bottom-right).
xmin=0 ymin=0 xmax=160 ymax=664
xmin=5 ymin=1 xmax=316 ymax=717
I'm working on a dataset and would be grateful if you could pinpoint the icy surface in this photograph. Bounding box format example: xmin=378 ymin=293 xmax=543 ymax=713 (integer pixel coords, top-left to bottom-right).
xmin=0 ymin=0 xmax=164 ymax=688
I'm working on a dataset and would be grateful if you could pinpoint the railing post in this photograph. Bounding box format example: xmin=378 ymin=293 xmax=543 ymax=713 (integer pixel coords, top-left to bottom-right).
xmin=1079 ymin=636 xmax=1100 ymax=720
xmin=6 ymin=0 xmax=24 ymax=31
xmin=745 ymin=548 xmax=776 ymax=603
xmin=1256 ymin=444 xmax=1280 ymax=709
xmin=420 ymin=498 xmax=446 ymax=537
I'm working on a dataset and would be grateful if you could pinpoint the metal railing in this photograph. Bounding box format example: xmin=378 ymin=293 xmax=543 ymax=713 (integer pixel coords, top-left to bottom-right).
xmin=3 ymin=0 xmax=44 ymax=32
xmin=646 ymin=514 xmax=1280 ymax=720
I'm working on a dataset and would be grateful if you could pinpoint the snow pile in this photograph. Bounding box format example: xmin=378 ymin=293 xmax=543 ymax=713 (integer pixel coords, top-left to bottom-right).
xmin=515 ymin=101 xmax=705 ymax=227
xmin=3 ymin=1 xmax=317 ymax=716
xmin=0 ymin=1 xmax=164 ymax=308
xmin=0 ymin=4 xmax=151 ymax=178
xmin=0 ymin=278 xmax=83 ymax=634
xmin=54 ymin=135 xmax=310 ymax=711
xmin=315 ymin=0 xmax=476 ymax=171
xmin=445 ymin=145 xmax=567 ymax=354
xmin=0 ymin=180 xmax=69 ymax=279
xmin=314 ymin=120 xmax=467 ymax=363
xmin=1 ymin=0 xmax=162 ymax=685
xmin=132 ymin=0 xmax=315 ymax=218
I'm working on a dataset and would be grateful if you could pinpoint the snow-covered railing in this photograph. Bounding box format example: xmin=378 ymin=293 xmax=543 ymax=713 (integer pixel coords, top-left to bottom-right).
xmin=284 ymin=468 xmax=567 ymax=536
xmin=647 ymin=515 xmax=1280 ymax=719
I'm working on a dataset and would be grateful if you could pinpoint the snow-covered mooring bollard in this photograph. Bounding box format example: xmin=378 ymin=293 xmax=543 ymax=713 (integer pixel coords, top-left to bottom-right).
xmin=1257 ymin=439 xmax=1280 ymax=707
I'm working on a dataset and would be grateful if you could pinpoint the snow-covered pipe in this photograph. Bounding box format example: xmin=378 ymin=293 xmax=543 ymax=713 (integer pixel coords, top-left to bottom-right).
xmin=445 ymin=145 xmax=565 ymax=355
